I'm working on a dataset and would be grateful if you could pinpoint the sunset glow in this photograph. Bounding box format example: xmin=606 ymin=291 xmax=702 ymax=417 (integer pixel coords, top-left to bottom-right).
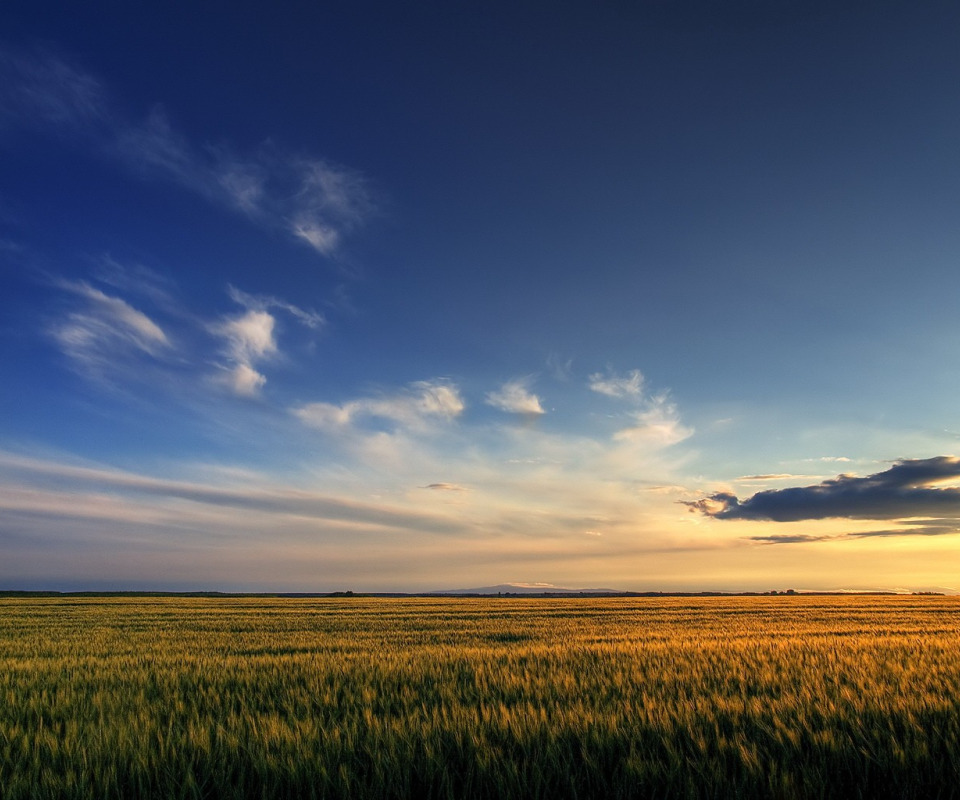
xmin=2 ymin=3 xmax=959 ymax=592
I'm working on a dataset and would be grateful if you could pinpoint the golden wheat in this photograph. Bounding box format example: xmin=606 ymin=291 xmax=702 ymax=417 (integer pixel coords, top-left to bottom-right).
xmin=0 ymin=595 xmax=958 ymax=798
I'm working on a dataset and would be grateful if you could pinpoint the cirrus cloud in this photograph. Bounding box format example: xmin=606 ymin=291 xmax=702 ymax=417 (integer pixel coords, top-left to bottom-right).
xmin=485 ymin=378 xmax=545 ymax=416
xmin=0 ymin=44 xmax=374 ymax=262
xmin=295 ymin=380 xmax=465 ymax=434
xmin=50 ymin=279 xmax=171 ymax=379
xmin=613 ymin=393 xmax=692 ymax=447
xmin=588 ymin=368 xmax=644 ymax=399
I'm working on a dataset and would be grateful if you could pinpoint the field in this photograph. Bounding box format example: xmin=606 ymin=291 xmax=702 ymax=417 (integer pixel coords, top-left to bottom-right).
xmin=1 ymin=595 xmax=958 ymax=799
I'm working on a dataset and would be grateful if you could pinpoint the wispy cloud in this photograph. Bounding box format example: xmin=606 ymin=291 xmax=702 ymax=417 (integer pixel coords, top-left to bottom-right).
xmin=226 ymin=285 xmax=324 ymax=329
xmin=212 ymin=309 xmax=276 ymax=396
xmin=485 ymin=378 xmax=545 ymax=416
xmin=116 ymin=105 xmax=196 ymax=185
xmin=50 ymin=280 xmax=171 ymax=378
xmin=0 ymin=44 xmax=107 ymax=134
xmin=49 ymin=264 xmax=324 ymax=399
xmin=588 ymin=368 xmax=644 ymax=399
xmin=93 ymin=256 xmax=177 ymax=307
xmin=221 ymin=362 xmax=268 ymax=397
xmin=745 ymin=534 xmax=831 ymax=545
xmin=736 ymin=474 xmax=820 ymax=482
xmin=847 ymin=524 xmax=960 ymax=539
xmin=612 ymin=393 xmax=692 ymax=447
xmin=748 ymin=521 xmax=960 ymax=545
xmin=215 ymin=310 xmax=277 ymax=364
xmin=295 ymin=380 xmax=465 ymax=434
xmin=69 ymin=281 xmax=168 ymax=350
xmin=211 ymin=285 xmax=327 ymax=396
xmin=0 ymin=45 xmax=374 ymax=261
xmin=688 ymin=457 xmax=960 ymax=522
xmin=0 ymin=359 xmax=708 ymax=590
xmin=288 ymin=159 xmax=373 ymax=257
xmin=546 ymin=353 xmax=573 ymax=381
xmin=0 ymin=451 xmax=464 ymax=536
xmin=585 ymin=368 xmax=692 ymax=447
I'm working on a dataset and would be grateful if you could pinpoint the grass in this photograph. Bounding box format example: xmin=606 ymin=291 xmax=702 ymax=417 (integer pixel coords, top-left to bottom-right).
xmin=0 ymin=595 xmax=958 ymax=798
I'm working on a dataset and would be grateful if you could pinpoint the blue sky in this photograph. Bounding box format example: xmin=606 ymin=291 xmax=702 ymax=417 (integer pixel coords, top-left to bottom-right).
xmin=2 ymin=1 xmax=960 ymax=592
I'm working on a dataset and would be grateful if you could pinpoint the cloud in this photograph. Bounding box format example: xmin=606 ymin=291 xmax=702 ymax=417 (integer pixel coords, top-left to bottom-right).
xmin=211 ymin=286 xmax=325 ymax=397
xmin=51 ymin=280 xmax=171 ymax=375
xmin=0 ymin=45 xmax=107 ymax=134
xmin=295 ymin=380 xmax=464 ymax=434
xmin=546 ymin=353 xmax=573 ymax=381
xmin=0 ymin=358 xmax=706 ymax=590
xmin=737 ymin=474 xmax=805 ymax=481
xmin=227 ymin=363 xmax=267 ymax=396
xmin=73 ymin=282 xmax=168 ymax=349
xmin=688 ymin=456 xmax=960 ymax=522
xmin=292 ymin=220 xmax=339 ymax=256
xmin=746 ymin=534 xmax=833 ymax=544
xmin=589 ymin=369 xmax=644 ymax=399
xmin=48 ymin=268 xmax=325 ymax=399
xmin=0 ymin=46 xmax=373 ymax=261
xmin=94 ymin=256 xmax=177 ymax=306
xmin=584 ymin=369 xmax=692 ymax=447
xmin=292 ymin=402 xmax=352 ymax=431
xmin=116 ymin=105 xmax=195 ymax=185
xmin=485 ymin=378 xmax=545 ymax=416
xmin=216 ymin=309 xmax=277 ymax=363
xmin=0 ymin=451 xmax=464 ymax=536
xmin=748 ymin=521 xmax=960 ymax=545
xmin=227 ymin=285 xmax=324 ymax=329
xmin=211 ymin=309 xmax=276 ymax=396
xmin=612 ymin=393 xmax=692 ymax=447
xmin=846 ymin=524 xmax=960 ymax=539
xmin=287 ymin=159 xmax=373 ymax=257
xmin=637 ymin=484 xmax=690 ymax=494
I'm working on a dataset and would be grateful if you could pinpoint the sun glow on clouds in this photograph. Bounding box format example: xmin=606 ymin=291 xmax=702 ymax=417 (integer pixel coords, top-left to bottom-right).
xmin=7 ymin=335 xmax=705 ymax=575
xmin=588 ymin=369 xmax=692 ymax=449
xmin=2 ymin=365 xmax=958 ymax=590
xmin=613 ymin=396 xmax=692 ymax=448
xmin=688 ymin=457 xmax=960 ymax=523
xmin=0 ymin=392 xmax=706 ymax=589
xmin=283 ymin=368 xmax=703 ymax=556
xmin=43 ymin=308 xmax=709 ymax=567
xmin=7 ymin=37 xmax=960 ymax=593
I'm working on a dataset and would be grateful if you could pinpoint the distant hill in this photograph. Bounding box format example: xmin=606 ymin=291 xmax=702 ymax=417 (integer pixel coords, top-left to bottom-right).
xmin=436 ymin=583 xmax=623 ymax=595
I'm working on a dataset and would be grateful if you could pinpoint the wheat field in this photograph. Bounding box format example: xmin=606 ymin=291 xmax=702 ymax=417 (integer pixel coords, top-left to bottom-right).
xmin=1 ymin=594 xmax=958 ymax=799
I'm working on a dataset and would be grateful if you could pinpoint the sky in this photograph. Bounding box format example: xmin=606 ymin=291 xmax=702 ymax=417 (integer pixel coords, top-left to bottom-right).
xmin=2 ymin=1 xmax=959 ymax=593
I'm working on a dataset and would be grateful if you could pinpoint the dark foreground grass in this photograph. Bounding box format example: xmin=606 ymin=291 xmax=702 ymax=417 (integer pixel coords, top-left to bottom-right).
xmin=0 ymin=595 xmax=958 ymax=799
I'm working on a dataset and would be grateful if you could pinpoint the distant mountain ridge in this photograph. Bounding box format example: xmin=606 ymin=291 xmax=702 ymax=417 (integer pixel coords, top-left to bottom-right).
xmin=437 ymin=583 xmax=623 ymax=595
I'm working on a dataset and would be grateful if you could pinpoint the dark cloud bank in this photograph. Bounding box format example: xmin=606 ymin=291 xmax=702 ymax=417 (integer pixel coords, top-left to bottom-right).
xmin=686 ymin=457 xmax=960 ymax=541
